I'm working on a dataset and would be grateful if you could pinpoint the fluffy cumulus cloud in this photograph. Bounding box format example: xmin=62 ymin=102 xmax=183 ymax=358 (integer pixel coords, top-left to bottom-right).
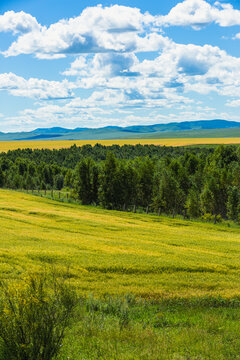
xmin=1 ymin=5 xmax=165 ymax=58
xmin=159 ymin=0 xmax=240 ymax=28
xmin=0 ymin=73 xmax=74 ymax=99
xmin=3 ymin=2 xmax=240 ymax=59
xmin=63 ymin=53 xmax=140 ymax=77
xmin=62 ymin=41 xmax=240 ymax=102
xmin=1 ymin=2 xmax=240 ymax=129
xmin=0 ymin=11 xmax=41 ymax=34
xmin=2 ymin=38 xmax=240 ymax=127
xmin=2 ymin=1 xmax=240 ymax=59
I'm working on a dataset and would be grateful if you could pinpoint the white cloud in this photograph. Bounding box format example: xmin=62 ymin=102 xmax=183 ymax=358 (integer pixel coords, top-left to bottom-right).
xmin=160 ymin=0 xmax=214 ymax=29
xmin=2 ymin=4 xmax=240 ymax=131
xmin=2 ymin=2 xmax=240 ymax=60
xmin=5 ymin=100 xmax=117 ymax=130
xmin=4 ymin=97 xmax=231 ymax=131
xmin=63 ymin=53 xmax=140 ymax=77
xmin=3 ymin=35 xmax=240 ymax=109
xmin=159 ymin=0 xmax=240 ymax=28
xmin=63 ymin=41 xmax=240 ymax=102
xmin=233 ymin=32 xmax=240 ymax=41
xmin=2 ymin=6 xmax=163 ymax=58
xmin=226 ymin=99 xmax=240 ymax=107
xmin=0 ymin=73 xmax=74 ymax=99
xmin=0 ymin=11 xmax=41 ymax=34
xmin=1 ymin=2 xmax=240 ymax=59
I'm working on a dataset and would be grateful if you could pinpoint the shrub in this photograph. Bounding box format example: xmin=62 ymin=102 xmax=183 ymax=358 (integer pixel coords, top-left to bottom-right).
xmin=201 ymin=213 xmax=222 ymax=223
xmin=201 ymin=213 xmax=214 ymax=222
xmin=0 ymin=272 xmax=77 ymax=360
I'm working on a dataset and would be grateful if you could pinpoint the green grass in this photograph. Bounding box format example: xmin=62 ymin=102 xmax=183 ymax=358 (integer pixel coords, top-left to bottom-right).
xmin=1 ymin=189 xmax=240 ymax=298
xmin=56 ymin=295 xmax=240 ymax=360
xmin=1 ymin=189 xmax=240 ymax=358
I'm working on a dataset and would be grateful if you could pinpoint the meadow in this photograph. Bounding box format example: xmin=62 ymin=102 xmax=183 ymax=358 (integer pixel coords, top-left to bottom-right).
xmin=1 ymin=137 xmax=240 ymax=151
xmin=0 ymin=189 xmax=240 ymax=299
xmin=1 ymin=189 xmax=240 ymax=359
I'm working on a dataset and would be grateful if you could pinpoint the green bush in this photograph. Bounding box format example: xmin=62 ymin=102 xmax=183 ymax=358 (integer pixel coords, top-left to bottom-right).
xmin=201 ymin=213 xmax=214 ymax=222
xmin=0 ymin=272 xmax=77 ymax=360
xmin=201 ymin=213 xmax=222 ymax=223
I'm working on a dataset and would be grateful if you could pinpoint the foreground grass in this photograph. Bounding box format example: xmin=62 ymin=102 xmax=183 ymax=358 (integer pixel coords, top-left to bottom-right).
xmin=1 ymin=137 xmax=240 ymax=151
xmin=57 ymin=295 xmax=240 ymax=360
xmin=0 ymin=189 xmax=240 ymax=299
xmin=1 ymin=189 xmax=240 ymax=358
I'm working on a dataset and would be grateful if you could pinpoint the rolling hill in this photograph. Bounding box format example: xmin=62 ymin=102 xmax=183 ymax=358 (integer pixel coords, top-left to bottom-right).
xmin=1 ymin=119 xmax=240 ymax=141
xmin=1 ymin=189 xmax=240 ymax=298
xmin=2 ymin=189 xmax=240 ymax=359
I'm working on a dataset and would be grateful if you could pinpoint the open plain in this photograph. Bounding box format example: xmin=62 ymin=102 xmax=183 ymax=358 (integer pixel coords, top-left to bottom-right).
xmin=1 ymin=137 xmax=240 ymax=151
xmin=1 ymin=189 xmax=240 ymax=299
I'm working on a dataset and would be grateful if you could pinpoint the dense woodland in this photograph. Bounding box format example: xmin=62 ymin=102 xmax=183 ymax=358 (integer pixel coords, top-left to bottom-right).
xmin=0 ymin=143 xmax=240 ymax=222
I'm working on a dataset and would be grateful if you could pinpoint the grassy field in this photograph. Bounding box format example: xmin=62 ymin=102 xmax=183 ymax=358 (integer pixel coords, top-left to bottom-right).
xmin=1 ymin=189 xmax=240 ymax=299
xmin=1 ymin=189 xmax=240 ymax=359
xmin=1 ymin=137 xmax=240 ymax=151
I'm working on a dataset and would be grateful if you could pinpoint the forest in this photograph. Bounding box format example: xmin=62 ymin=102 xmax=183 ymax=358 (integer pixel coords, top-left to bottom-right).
xmin=0 ymin=143 xmax=239 ymax=222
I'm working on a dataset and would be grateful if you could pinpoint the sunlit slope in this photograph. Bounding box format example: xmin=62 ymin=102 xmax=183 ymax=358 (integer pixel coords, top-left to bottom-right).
xmin=1 ymin=137 xmax=240 ymax=151
xmin=0 ymin=189 xmax=240 ymax=298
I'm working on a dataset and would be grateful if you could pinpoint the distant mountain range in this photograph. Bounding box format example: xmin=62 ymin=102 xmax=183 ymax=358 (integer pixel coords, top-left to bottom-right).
xmin=1 ymin=119 xmax=240 ymax=141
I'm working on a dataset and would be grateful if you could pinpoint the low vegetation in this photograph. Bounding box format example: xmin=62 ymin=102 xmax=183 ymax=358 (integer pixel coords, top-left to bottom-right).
xmin=0 ymin=190 xmax=240 ymax=358
xmin=58 ymin=295 xmax=240 ymax=360
xmin=0 ymin=273 xmax=77 ymax=360
xmin=0 ymin=189 xmax=240 ymax=298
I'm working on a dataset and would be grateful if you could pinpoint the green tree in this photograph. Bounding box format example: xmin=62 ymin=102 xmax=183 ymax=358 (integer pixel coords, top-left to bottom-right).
xmin=28 ymin=162 xmax=36 ymax=177
xmin=54 ymin=174 xmax=64 ymax=190
xmin=0 ymin=168 xmax=4 ymax=187
xmin=99 ymin=152 xmax=119 ymax=209
xmin=74 ymin=158 xmax=98 ymax=205
xmin=227 ymin=186 xmax=240 ymax=221
xmin=153 ymin=169 xmax=184 ymax=216
xmin=91 ymin=162 xmax=99 ymax=204
xmin=64 ymin=169 xmax=73 ymax=188
xmin=185 ymin=188 xmax=201 ymax=218
xmin=137 ymin=158 xmax=154 ymax=207
xmin=115 ymin=162 xmax=138 ymax=208
xmin=200 ymin=181 xmax=216 ymax=216
xmin=42 ymin=165 xmax=53 ymax=187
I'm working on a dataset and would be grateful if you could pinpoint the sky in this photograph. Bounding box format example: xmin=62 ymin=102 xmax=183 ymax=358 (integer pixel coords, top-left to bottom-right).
xmin=1 ymin=0 xmax=240 ymax=131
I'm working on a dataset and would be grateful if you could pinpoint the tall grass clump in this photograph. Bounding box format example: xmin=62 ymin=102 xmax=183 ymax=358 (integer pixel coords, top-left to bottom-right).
xmin=0 ymin=272 xmax=77 ymax=360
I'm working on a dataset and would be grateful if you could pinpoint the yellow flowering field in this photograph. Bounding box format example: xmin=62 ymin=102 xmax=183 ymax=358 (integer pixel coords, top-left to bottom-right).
xmin=0 ymin=137 xmax=240 ymax=151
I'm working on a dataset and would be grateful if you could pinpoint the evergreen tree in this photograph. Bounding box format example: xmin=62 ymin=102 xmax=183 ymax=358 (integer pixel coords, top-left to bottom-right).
xmin=54 ymin=174 xmax=64 ymax=190
xmin=91 ymin=163 xmax=99 ymax=205
xmin=64 ymin=169 xmax=73 ymax=188
xmin=201 ymin=168 xmax=228 ymax=218
xmin=153 ymin=169 xmax=184 ymax=216
xmin=200 ymin=179 xmax=217 ymax=216
xmin=26 ymin=174 xmax=34 ymax=190
xmin=99 ymin=152 xmax=119 ymax=209
xmin=137 ymin=158 xmax=154 ymax=207
xmin=74 ymin=158 xmax=94 ymax=205
xmin=185 ymin=188 xmax=201 ymax=218
xmin=0 ymin=167 xmax=4 ymax=187
xmin=227 ymin=186 xmax=239 ymax=221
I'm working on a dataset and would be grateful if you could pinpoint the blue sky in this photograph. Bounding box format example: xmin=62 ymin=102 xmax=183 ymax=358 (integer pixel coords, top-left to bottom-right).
xmin=1 ymin=0 xmax=240 ymax=131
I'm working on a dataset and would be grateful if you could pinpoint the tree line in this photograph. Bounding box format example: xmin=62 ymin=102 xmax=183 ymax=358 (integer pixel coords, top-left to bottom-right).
xmin=0 ymin=144 xmax=240 ymax=222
